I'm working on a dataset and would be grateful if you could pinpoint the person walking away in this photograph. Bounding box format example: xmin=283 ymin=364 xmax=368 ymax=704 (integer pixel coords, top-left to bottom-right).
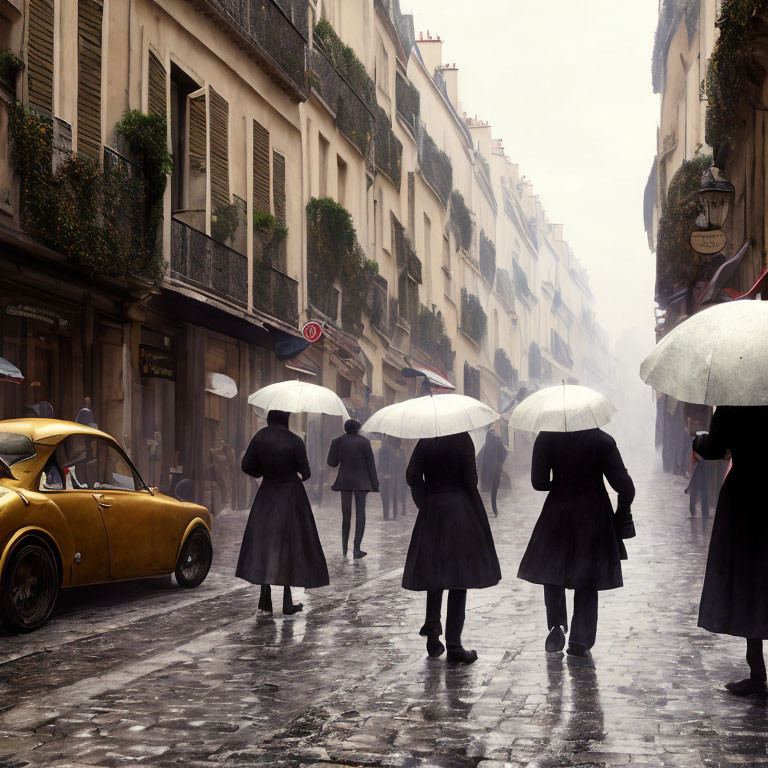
xmin=693 ymin=405 xmax=768 ymax=697
xmin=517 ymin=428 xmax=635 ymax=661
xmin=327 ymin=419 xmax=379 ymax=559
xmin=482 ymin=427 xmax=508 ymax=517
xmin=685 ymin=450 xmax=710 ymax=519
xmin=379 ymin=435 xmax=406 ymax=520
xmin=236 ymin=410 xmax=329 ymax=614
xmin=404 ymin=431 xmax=501 ymax=664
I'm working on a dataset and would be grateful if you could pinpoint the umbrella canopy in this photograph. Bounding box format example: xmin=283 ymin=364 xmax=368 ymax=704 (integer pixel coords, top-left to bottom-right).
xmin=0 ymin=358 xmax=23 ymax=383
xmin=640 ymin=299 xmax=768 ymax=406
xmin=361 ymin=394 xmax=499 ymax=439
xmin=248 ymin=380 xmax=350 ymax=420
xmin=509 ymin=384 xmax=616 ymax=433
xmin=205 ymin=372 xmax=238 ymax=399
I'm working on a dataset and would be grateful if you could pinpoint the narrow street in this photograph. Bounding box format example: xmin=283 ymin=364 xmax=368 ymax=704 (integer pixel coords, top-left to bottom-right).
xmin=0 ymin=455 xmax=765 ymax=768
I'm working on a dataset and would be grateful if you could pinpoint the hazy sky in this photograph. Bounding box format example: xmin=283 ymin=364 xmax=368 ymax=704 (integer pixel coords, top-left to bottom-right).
xmin=402 ymin=0 xmax=659 ymax=350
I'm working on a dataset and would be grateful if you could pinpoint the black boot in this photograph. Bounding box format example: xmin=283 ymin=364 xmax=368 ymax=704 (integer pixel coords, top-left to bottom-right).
xmin=258 ymin=585 xmax=273 ymax=613
xmin=545 ymin=625 xmax=566 ymax=653
xmin=446 ymin=644 xmax=478 ymax=664
xmin=282 ymin=586 xmax=303 ymax=615
xmin=726 ymin=678 xmax=768 ymax=697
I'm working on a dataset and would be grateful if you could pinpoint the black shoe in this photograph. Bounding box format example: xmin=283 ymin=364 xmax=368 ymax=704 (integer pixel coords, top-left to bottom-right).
xmin=283 ymin=603 xmax=303 ymax=615
xmin=725 ymin=678 xmax=768 ymax=697
xmin=426 ymin=635 xmax=445 ymax=658
xmin=545 ymin=625 xmax=566 ymax=653
xmin=353 ymin=549 xmax=367 ymax=559
xmin=566 ymin=644 xmax=593 ymax=664
xmin=446 ymin=646 xmax=478 ymax=664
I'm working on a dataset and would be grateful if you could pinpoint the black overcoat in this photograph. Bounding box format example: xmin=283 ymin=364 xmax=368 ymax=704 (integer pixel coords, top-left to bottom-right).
xmin=478 ymin=431 xmax=508 ymax=491
xmin=694 ymin=405 xmax=768 ymax=638
xmin=517 ymin=429 xmax=635 ymax=591
xmin=402 ymin=432 xmax=501 ymax=591
xmin=236 ymin=423 xmax=329 ymax=588
xmin=327 ymin=433 xmax=379 ymax=492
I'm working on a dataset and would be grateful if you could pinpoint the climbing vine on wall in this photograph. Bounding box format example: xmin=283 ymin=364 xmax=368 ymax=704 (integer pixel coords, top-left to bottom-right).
xmin=656 ymin=154 xmax=712 ymax=303
xmin=413 ymin=304 xmax=455 ymax=373
xmin=460 ymin=287 xmax=487 ymax=344
xmin=494 ymin=348 xmax=518 ymax=388
xmin=450 ymin=190 xmax=473 ymax=251
xmin=463 ymin=361 xmax=481 ymax=399
xmin=479 ymin=230 xmax=496 ymax=285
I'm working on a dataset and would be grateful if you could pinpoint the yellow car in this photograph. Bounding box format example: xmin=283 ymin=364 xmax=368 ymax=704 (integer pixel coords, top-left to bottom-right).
xmin=0 ymin=419 xmax=213 ymax=632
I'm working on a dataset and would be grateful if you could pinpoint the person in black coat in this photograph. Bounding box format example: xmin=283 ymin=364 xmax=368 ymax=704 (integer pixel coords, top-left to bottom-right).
xmin=404 ymin=431 xmax=501 ymax=664
xmin=236 ymin=410 xmax=329 ymax=614
xmin=517 ymin=429 xmax=635 ymax=659
xmin=478 ymin=427 xmax=508 ymax=517
xmin=693 ymin=405 xmax=768 ymax=697
xmin=378 ymin=436 xmax=407 ymax=520
xmin=327 ymin=419 xmax=379 ymax=559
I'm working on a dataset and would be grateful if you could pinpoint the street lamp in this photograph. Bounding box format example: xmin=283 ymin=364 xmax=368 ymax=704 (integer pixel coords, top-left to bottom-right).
xmin=699 ymin=166 xmax=735 ymax=229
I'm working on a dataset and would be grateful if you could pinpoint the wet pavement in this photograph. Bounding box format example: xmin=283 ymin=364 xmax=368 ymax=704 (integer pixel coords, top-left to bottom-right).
xmin=1 ymin=455 xmax=766 ymax=767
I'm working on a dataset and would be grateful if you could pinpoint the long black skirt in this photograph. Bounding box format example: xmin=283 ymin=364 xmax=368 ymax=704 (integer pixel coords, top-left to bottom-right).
xmin=236 ymin=478 xmax=329 ymax=588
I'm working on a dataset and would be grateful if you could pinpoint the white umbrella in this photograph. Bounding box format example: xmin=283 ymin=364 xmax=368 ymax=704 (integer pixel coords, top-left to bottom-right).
xmin=361 ymin=394 xmax=499 ymax=439
xmin=509 ymin=384 xmax=616 ymax=433
xmin=248 ymin=380 xmax=350 ymax=420
xmin=205 ymin=372 xmax=237 ymax=399
xmin=639 ymin=299 xmax=768 ymax=405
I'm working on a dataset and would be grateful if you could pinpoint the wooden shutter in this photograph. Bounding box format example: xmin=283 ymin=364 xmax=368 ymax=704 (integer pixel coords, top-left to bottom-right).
xmin=147 ymin=51 xmax=167 ymax=118
xmin=272 ymin=151 xmax=286 ymax=227
xmin=27 ymin=0 xmax=55 ymax=116
xmin=187 ymin=89 xmax=207 ymax=213
xmin=252 ymin=120 xmax=270 ymax=216
xmin=208 ymin=87 xmax=229 ymax=211
xmin=77 ymin=0 xmax=104 ymax=160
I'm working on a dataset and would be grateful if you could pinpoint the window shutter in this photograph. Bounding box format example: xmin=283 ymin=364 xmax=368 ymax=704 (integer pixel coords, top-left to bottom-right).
xmin=77 ymin=0 xmax=104 ymax=160
xmin=272 ymin=151 xmax=286 ymax=227
xmin=252 ymin=120 xmax=270 ymax=216
xmin=208 ymin=87 xmax=230 ymax=211
xmin=27 ymin=0 xmax=55 ymax=116
xmin=187 ymin=89 xmax=207 ymax=213
xmin=148 ymin=50 xmax=167 ymax=118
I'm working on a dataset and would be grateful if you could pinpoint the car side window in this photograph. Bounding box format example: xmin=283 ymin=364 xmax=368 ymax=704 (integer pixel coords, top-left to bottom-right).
xmin=95 ymin=439 xmax=139 ymax=491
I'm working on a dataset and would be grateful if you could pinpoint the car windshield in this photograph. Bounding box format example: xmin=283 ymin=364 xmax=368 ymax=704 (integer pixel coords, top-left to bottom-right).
xmin=0 ymin=433 xmax=36 ymax=466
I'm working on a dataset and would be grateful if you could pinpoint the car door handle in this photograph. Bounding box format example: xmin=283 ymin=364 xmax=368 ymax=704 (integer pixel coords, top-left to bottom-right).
xmin=93 ymin=494 xmax=113 ymax=508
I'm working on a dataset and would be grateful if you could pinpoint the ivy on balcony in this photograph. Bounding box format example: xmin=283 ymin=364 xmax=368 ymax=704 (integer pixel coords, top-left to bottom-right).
xmin=413 ymin=304 xmax=455 ymax=373
xmin=307 ymin=196 xmax=371 ymax=335
xmin=512 ymin=259 xmax=534 ymax=304
xmin=479 ymin=230 xmax=496 ymax=285
xmin=460 ymin=288 xmax=487 ymax=344
xmin=450 ymin=190 xmax=473 ymax=251
xmin=8 ymin=103 xmax=168 ymax=282
xmin=656 ymin=154 xmax=713 ymax=304
xmin=418 ymin=125 xmax=452 ymax=207
xmin=396 ymin=73 xmax=420 ymax=134
xmin=494 ymin=348 xmax=518 ymax=388
xmin=374 ymin=106 xmax=402 ymax=190
xmin=702 ymin=0 xmax=768 ymax=148
xmin=314 ymin=19 xmax=376 ymax=106
xmin=0 ymin=51 xmax=23 ymax=89
xmin=463 ymin=362 xmax=481 ymax=399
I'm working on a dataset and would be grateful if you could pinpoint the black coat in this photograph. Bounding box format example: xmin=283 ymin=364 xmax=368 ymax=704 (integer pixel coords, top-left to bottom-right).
xmin=478 ymin=431 xmax=508 ymax=491
xmin=236 ymin=423 xmax=329 ymax=588
xmin=517 ymin=429 xmax=635 ymax=591
xmin=378 ymin=441 xmax=406 ymax=483
xmin=694 ymin=405 xmax=768 ymax=638
xmin=402 ymin=432 xmax=501 ymax=591
xmin=327 ymin=433 xmax=379 ymax=492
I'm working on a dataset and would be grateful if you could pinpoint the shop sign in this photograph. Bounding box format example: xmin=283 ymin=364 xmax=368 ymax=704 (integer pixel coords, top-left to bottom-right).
xmin=690 ymin=229 xmax=727 ymax=255
xmin=302 ymin=321 xmax=323 ymax=343
xmin=139 ymin=344 xmax=175 ymax=380
xmin=5 ymin=304 xmax=71 ymax=332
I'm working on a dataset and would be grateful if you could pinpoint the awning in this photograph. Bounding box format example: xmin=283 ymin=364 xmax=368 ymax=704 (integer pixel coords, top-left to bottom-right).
xmin=205 ymin=372 xmax=237 ymax=398
xmin=695 ymin=241 xmax=748 ymax=311
xmin=408 ymin=364 xmax=455 ymax=391
xmin=284 ymin=352 xmax=321 ymax=377
xmin=0 ymin=358 xmax=23 ymax=383
xmin=726 ymin=266 xmax=768 ymax=301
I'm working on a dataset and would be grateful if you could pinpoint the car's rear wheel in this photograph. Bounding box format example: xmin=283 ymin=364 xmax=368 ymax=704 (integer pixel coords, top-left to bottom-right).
xmin=175 ymin=527 xmax=212 ymax=588
xmin=1 ymin=538 xmax=59 ymax=633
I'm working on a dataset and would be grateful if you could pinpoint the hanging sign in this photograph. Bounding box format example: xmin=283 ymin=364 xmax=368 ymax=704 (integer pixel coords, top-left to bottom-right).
xmin=690 ymin=229 xmax=727 ymax=255
xmin=302 ymin=321 xmax=323 ymax=343
xmin=139 ymin=345 xmax=175 ymax=380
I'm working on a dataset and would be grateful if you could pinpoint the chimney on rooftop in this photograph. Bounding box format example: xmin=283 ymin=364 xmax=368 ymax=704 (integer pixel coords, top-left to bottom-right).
xmin=417 ymin=30 xmax=443 ymax=74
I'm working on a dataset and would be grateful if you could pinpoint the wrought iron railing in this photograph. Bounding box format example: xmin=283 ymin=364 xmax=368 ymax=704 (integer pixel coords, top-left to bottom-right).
xmin=309 ymin=283 xmax=339 ymax=322
xmin=195 ymin=0 xmax=308 ymax=98
xmin=368 ymin=273 xmax=390 ymax=337
xmin=253 ymin=261 xmax=299 ymax=327
xmin=171 ymin=217 xmax=248 ymax=307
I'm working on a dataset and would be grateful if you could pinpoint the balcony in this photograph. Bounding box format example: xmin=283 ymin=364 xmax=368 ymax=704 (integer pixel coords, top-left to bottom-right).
xmin=253 ymin=262 xmax=299 ymax=328
xmin=193 ymin=0 xmax=308 ymax=100
xmin=368 ymin=273 xmax=391 ymax=338
xmin=171 ymin=217 xmax=248 ymax=307
xmin=309 ymin=283 xmax=339 ymax=322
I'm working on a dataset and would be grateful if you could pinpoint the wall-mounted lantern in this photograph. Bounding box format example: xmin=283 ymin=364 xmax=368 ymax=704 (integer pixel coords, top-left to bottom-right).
xmin=699 ymin=166 xmax=735 ymax=229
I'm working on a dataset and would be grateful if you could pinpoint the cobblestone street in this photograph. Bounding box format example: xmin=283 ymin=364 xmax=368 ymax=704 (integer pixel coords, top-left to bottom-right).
xmin=1 ymin=455 xmax=766 ymax=768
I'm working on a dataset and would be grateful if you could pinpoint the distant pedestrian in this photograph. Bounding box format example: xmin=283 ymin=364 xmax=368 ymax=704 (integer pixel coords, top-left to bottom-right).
xmin=685 ymin=451 xmax=710 ymax=519
xmin=404 ymin=432 xmax=501 ymax=664
xmin=327 ymin=419 xmax=379 ymax=559
xmin=693 ymin=405 xmax=768 ymax=697
xmin=236 ymin=410 xmax=329 ymax=615
xmin=378 ymin=436 xmax=407 ymax=520
xmin=478 ymin=427 xmax=508 ymax=516
xmin=518 ymin=428 xmax=635 ymax=661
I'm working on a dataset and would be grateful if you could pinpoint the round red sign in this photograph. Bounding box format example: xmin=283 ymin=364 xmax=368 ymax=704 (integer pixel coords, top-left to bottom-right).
xmin=302 ymin=321 xmax=323 ymax=343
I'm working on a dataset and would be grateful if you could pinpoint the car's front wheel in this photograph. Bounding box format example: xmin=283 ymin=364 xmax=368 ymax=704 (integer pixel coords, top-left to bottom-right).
xmin=0 ymin=538 xmax=59 ymax=633
xmin=175 ymin=527 xmax=212 ymax=588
